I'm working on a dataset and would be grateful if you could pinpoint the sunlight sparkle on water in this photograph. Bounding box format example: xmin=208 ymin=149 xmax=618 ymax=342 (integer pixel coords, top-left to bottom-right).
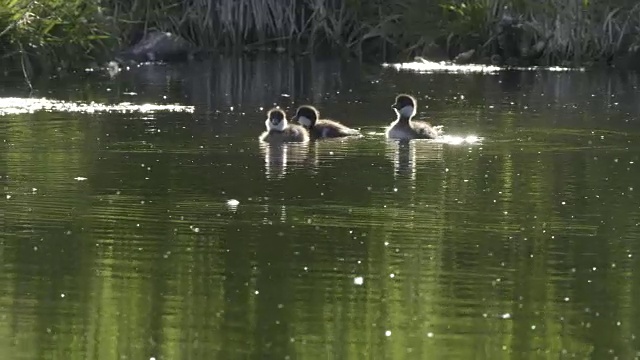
xmin=383 ymin=59 xmax=585 ymax=74
xmin=436 ymin=135 xmax=482 ymax=145
xmin=0 ymin=97 xmax=194 ymax=115
xmin=384 ymin=60 xmax=502 ymax=73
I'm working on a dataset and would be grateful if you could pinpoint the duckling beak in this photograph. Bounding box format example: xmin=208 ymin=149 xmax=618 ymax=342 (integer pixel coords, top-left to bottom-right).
xmin=391 ymin=103 xmax=399 ymax=110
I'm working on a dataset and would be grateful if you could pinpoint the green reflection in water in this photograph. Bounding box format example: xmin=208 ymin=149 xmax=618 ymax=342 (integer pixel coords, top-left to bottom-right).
xmin=1 ymin=59 xmax=640 ymax=359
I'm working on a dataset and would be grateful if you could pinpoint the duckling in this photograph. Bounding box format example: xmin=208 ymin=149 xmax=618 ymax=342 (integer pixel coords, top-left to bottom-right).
xmin=385 ymin=94 xmax=443 ymax=140
xmin=293 ymin=105 xmax=361 ymax=139
xmin=259 ymin=108 xmax=309 ymax=143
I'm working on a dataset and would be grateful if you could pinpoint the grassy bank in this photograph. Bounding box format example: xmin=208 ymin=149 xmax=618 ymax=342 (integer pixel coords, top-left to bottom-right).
xmin=0 ymin=0 xmax=115 ymax=76
xmin=2 ymin=0 xmax=640 ymax=74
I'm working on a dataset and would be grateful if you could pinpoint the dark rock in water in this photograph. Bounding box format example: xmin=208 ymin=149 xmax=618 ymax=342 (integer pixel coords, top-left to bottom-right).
xmin=560 ymin=60 xmax=573 ymax=68
xmin=490 ymin=54 xmax=503 ymax=66
xmin=529 ymin=40 xmax=546 ymax=59
xmin=478 ymin=55 xmax=502 ymax=66
xmin=453 ymin=49 xmax=475 ymax=64
xmin=419 ymin=41 xmax=449 ymax=62
xmin=505 ymin=57 xmax=520 ymax=67
xmin=492 ymin=14 xmax=549 ymax=66
xmin=496 ymin=15 xmax=524 ymax=61
xmin=116 ymin=31 xmax=194 ymax=63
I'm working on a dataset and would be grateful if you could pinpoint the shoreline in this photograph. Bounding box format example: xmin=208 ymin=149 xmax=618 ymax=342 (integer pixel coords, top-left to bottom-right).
xmin=2 ymin=1 xmax=640 ymax=75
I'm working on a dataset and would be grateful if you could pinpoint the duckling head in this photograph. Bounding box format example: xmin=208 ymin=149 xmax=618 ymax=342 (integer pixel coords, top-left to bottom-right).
xmin=293 ymin=105 xmax=319 ymax=128
xmin=392 ymin=94 xmax=417 ymax=119
xmin=265 ymin=108 xmax=288 ymax=131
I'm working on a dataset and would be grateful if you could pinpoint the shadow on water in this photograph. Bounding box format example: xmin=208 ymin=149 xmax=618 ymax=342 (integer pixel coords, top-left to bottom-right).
xmin=1 ymin=55 xmax=640 ymax=359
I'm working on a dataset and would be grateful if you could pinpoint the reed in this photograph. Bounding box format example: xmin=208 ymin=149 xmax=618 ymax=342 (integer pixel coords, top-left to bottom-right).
xmin=3 ymin=0 xmax=640 ymax=76
xmin=103 ymin=0 xmax=406 ymax=57
xmin=437 ymin=0 xmax=640 ymax=66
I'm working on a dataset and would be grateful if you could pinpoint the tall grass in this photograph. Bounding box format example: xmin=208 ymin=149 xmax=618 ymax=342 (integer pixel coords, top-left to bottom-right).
xmin=103 ymin=0 xmax=404 ymax=58
xmin=437 ymin=0 xmax=640 ymax=65
xmin=2 ymin=0 xmax=640 ymax=76
xmin=105 ymin=0 xmax=640 ymax=66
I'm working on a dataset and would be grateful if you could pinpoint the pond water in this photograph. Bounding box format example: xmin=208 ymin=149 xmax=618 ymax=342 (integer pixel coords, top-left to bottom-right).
xmin=1 ymin=55 xmax=640 ymax=359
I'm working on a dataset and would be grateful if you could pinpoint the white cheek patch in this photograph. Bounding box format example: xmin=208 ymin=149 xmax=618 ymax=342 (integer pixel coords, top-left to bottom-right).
xmin=297 ymin=115 xmax=312 ymax=128
xmin=266 ymin=117 xmax=287 ymax=131
xmin=399 ymin=105 xmax=414 ymax=118
xmin=274 ymin=118 xmax=287 ymax=131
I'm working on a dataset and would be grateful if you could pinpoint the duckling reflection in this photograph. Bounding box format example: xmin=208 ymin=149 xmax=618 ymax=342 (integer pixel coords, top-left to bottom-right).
xmin=258 ymin=204 xmax=289 ymax=224
xmin=385 ymin=139 xmax=444 ymax=181
xmin=259 ymin=142 xmax=310 ymax=180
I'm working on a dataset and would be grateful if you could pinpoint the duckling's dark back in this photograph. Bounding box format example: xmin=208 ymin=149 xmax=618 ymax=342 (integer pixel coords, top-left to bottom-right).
xmin=310 ymin=119 xmax=361 ymax=138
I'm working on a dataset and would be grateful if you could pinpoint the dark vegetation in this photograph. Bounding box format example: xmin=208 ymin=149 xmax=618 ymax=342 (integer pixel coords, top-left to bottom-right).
xmin=2 ymin=0 xmax=640 ymax=75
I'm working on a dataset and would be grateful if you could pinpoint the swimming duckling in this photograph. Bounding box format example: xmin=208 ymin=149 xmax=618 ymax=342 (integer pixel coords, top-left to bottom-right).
xmin=259 ymin=108 xmax=309 ymax=143
xmin=385 ymin=94 xmax=443 ymax=140
xmin=293 ymin=105 xmax=361 ymax=139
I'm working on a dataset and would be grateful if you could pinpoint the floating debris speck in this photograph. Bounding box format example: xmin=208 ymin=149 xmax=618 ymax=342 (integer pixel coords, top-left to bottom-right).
xmin=226 ymin=199 xmax=240 ymax=211
xmin=227 ymin=199 xmax=240 ymax=206
xmin=74 ymin=177 xmax=88 ymax=181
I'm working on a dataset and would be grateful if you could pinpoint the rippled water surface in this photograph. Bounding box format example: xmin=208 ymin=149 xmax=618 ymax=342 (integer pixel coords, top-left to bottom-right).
xmin=2 ymin=56 xmax=640 ymax=359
